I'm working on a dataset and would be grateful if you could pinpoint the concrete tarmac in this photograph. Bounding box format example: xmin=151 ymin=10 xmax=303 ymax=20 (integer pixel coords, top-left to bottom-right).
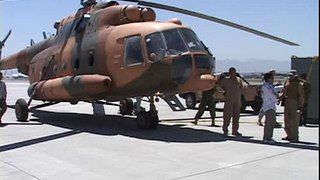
xmin=0 ymin=79 xmax=319 ymax=180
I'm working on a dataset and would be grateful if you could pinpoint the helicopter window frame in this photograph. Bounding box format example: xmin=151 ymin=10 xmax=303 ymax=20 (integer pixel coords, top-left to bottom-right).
xmin=74 ymin=58 xmax=80 ymax=70
xmin=124 ymin=35 xmax=145 ymax=66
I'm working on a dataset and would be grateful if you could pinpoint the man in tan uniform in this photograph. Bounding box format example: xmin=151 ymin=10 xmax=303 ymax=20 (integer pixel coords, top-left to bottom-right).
xmin=281 ymin=72 xmax=304 ymax=142
xmin=219 ymin=67 xmax=243 ymax=136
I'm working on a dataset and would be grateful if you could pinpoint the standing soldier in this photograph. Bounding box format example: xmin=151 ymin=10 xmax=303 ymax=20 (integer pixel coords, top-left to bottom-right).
xmin=219 ymin=67 xmax=243 ymax=136
xmin=193 ymin=87 xmax=217 ymax=126
xmin=281 ymin=72 xmax=304 ymax=142
xmin=0 ymin=72 xmax=7 ymax=125
xmin=299 ymin=73 xmax=311 ymax=126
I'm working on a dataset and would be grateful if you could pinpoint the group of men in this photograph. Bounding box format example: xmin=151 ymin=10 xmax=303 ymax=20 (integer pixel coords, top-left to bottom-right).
xmin=193 ymin=67 xmax=243 ymax=136
xmin=192 ymin=67 xmax=311 ymax=143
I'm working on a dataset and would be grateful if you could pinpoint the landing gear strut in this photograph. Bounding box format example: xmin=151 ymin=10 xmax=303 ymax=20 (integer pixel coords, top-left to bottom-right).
xmin=136 ymin=96 xmax=159 ymax=130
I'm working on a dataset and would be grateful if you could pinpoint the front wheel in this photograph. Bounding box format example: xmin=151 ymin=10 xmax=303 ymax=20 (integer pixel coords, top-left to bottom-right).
xmin=15 ymin=98 xmax=29 ymax=121
xmin=251 ymin=96 xmax=263 ymax=113
xmin=240 ymin=96 xmax=246 ymax=112
xmin=185 ymin=94 xmax=196 ymax=109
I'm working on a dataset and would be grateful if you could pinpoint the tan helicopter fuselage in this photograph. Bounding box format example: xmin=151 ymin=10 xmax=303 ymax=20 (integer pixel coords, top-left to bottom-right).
xmin=0 ymin=3 xmax=216 ymax=102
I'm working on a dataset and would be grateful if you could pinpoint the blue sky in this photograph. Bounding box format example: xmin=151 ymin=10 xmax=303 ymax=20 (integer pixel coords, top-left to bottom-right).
xmin=0 ymin=0 xmax=319 ymax=70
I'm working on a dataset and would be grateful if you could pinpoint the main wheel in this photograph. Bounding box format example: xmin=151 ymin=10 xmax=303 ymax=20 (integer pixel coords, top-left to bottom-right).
xmin=251 ymin=96 xmax=263 ymax=113
xmin=136 ymin=112 xmax=151 ymax=129
xmin=119 ymin=98 xmax=133 ymax=115
xmin=240 ymin=96 xmax=246 ymax=112
xmin=136 ymin=111 xmax=159 ymax=130
xmin=15 ymin=98 xmax=29 ymax=121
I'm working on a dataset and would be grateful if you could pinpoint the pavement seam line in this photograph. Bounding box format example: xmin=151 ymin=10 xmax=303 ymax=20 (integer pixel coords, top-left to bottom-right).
xmin=169 ymin=149 xmax=300 ymax=180
xmin=1 ymin=159 xmax=41 ymax=180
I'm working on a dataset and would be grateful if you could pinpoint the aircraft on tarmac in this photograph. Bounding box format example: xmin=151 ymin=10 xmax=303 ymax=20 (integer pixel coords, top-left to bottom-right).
xmin=0 ymin=0 xmax=298 ymax=129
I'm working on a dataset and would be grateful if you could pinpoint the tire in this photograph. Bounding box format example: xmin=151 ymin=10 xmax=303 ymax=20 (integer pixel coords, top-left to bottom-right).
xmin=240 ymin=96 xmax=246 ymax=112
xmin=15 ymin=98 xmax=29 ymax=121
xmin=185 ymin=93 xmax=196 ymax=109
xmin=136 ymin=111 xmax=159 ymax=130
xmin=119 ymin=98 xmax=133 ymax=115
xmin=251 ymin=96 xmax=263 ymax=113
xmin=136 ymin=112 xmax=151 ymax=129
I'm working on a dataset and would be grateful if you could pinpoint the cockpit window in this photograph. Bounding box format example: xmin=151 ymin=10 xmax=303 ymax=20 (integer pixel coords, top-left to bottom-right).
xmin=145 ymin=32 xmax=166 ymax=61
xmin=124 ymin=36 xmax=144 ymax=66
xmin=145 ymin=28 xmax=207 ymax=61
xmin=179 ymin=29 xmax=206 ymax=51
xmin=162 ymin=29 xmax=188 ymax=53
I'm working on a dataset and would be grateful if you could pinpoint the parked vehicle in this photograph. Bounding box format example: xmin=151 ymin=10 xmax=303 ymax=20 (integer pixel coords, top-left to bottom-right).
xmin=179 ymin=72 xmax=262 ymax=112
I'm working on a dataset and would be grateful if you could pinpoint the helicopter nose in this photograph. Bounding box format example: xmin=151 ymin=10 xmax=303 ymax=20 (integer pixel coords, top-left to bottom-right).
xmin=170 ymin=54 xmax=193 ymax=84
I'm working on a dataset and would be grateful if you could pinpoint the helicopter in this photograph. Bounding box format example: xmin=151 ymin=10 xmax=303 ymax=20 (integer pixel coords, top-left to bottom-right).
xmin=0 ymin=0 xmax=298 ymax=129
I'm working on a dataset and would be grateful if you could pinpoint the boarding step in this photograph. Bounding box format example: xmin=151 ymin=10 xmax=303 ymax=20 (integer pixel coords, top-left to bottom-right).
xmin=161 ymin=94 xmax=186 ymax=111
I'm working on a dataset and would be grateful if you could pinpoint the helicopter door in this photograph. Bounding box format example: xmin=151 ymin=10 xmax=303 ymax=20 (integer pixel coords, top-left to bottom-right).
xmin=124 ymin=36 xmax=144 ymax=66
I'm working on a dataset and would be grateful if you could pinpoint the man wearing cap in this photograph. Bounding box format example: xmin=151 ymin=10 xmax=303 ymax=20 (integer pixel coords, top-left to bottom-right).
xmin=219 ymin=67 xmax=243 ymax=136
xmin=281 ymin=71 xmax=304 ymax=142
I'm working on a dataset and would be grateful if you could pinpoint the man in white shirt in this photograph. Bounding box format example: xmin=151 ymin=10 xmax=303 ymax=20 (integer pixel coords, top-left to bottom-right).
xmin=261 ymin=72 xmax=278 ymax=143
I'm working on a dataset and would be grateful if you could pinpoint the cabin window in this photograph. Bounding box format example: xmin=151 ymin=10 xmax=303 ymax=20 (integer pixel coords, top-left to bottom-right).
xmin=124 ymin=36 xmax=144 ymax=66
xmin=53 ymin=64 xmax=58 ymax=74
xmin=74 ymin=58 xmax=80 ymax=70
xmin=62 ymin=62 xmax=67 ymax=71
xmin=88 ymin=50 xmax=95 ymax=66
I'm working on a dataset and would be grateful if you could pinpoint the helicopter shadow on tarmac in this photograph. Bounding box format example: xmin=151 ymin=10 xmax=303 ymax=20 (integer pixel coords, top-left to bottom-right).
xmin=28 ymin=109 xmax=227 ymax=143
xmin=4 ymin=105 xmax=318 ymax=152
xmin=27 ymin=109 xmax=318 ymax=150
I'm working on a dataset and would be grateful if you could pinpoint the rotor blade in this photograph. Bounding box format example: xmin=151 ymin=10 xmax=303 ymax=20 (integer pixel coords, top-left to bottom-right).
xmin=122 ymin=0 xmax=299 ymax=46
xmin=1 ymin=29 xmax=12 ymax=47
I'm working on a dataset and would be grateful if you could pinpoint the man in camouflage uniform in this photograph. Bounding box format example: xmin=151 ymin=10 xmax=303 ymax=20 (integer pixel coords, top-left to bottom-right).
xmin=193 ymin=87 xmax=217 ymax=126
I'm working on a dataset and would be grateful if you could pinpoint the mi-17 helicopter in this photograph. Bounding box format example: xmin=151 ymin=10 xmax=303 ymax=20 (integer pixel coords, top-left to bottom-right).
xmin=0 ymin=0 xmax=298 ymax=129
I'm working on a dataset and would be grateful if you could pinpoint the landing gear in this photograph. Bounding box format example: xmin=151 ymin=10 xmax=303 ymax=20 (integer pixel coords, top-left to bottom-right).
xmin=136 ymin=96 xmax=159 ymax=130
xmin=15 ymin=98 xmax=29 ymax=121
xmin=119 ymin=98 xmax=134 ymax=115
xmin=136 ymin=111 xmax=159 ymax=129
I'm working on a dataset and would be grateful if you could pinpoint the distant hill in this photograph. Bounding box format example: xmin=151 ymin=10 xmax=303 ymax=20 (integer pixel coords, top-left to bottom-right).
xmin=216 ymin=59 xmax=290 ymax=73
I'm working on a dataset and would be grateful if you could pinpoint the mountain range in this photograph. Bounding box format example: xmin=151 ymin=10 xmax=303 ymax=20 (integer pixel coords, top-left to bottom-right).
xmin=216 ymin=59 xmax=290 ymax=73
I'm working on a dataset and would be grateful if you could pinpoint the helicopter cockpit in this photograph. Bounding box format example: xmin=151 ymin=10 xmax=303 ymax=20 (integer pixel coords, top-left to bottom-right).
xmin=145 ymin=28 xmax=208 ymax=61
xmin=145 ymin=28 xmax=214 ymax=84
